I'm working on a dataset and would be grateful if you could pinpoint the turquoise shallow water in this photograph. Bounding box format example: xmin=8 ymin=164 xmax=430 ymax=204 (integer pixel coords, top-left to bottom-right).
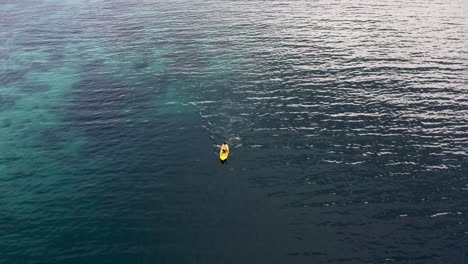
xmin=1 ymin=0 xmax=468 ymax=263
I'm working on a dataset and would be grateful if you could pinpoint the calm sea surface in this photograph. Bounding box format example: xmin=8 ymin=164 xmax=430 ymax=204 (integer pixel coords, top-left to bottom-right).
xmin=1 ymin=0 xmax=468 ymax=263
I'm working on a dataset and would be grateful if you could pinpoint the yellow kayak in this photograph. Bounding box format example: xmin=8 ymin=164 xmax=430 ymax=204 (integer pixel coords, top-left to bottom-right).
xmin=219 ymin=144 xmax=229 ymax=161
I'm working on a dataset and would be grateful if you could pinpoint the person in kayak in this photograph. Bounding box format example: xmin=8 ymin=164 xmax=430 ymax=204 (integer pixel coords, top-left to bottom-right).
xmin=221 ymin=142 xmax=229 ymax=153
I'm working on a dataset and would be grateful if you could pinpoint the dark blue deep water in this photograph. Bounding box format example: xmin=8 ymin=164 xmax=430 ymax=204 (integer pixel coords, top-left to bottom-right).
xmin=1 ymin=0 xmax=468 ymax=263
